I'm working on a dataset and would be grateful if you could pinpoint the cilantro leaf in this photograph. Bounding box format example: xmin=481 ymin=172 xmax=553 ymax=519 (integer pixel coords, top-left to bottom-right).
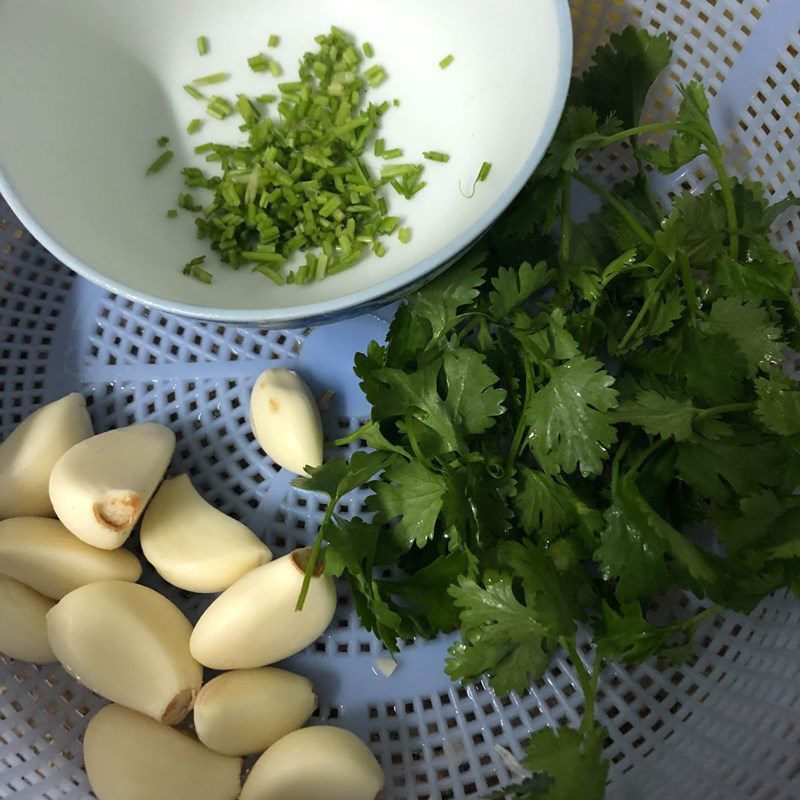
xmin=442 ymin=348 xmax=506 ymax=435
xmin=710 ymin=248 xmax=796 ymax=303
xmin=703 ymin=297 xmax=785 ymax=377
xmin=514 ymin=467 xmax=580 ymax=539
xmin=540 ymin=106 xmax=623 ymax=177
xmin=677 ymin=431 xmax=784 ymax=505
xmin=655 ymin=191 xmax=728 ymax=265
xmin=571 ymin=26 xmax=672 ymax=128
xmin=527 ymin=308 xmax=581 ymax=362
xmin=446 ymin=571 xmax=550 ymax=695
xmin=714 ymin=491 xmax=788 ymax=553
xmin=489 ymin=261 xmax=553 ymax=318
xmin=755 ymin=376 xmax=800 ymax=435
xmin=596 ymin=602 xmax=697 ymax=665
xmin=612 ymin=390 xmax=697 ymax=441
xmin=522 ymin=727 xmax=609 ymax=800
xmin=293 ymin=450 xmax=391 ymax=500
xmin=369 ymin=458 xmax=447 ymax=550
xmin=638 ymin=82 xmax=714 ymax=173
xmin=678 ymin=329 xmax=748 ymax=405
xmin=323 ymin=515 xmax=379 ymax=578
xmin=408 ymin=249 xmax=486 ymax=340
xmin=526 ymin=356 xmax=618 ymax=477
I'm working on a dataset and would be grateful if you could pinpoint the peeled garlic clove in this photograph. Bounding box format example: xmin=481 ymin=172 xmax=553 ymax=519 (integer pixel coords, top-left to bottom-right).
xmin=49 ymin=423 xmax=175 ymax=549
xmin=0 ymin=517 xmax=141 ymax=599
xmin=0 ymin=393 xmax=93 ymax=519
xmin=194 ymin=667 xmax=317 ymax=756
xmin=240 ymin=726 xmax=383 ymax=800
xmin=84 ymin=704 xmax=242 ymax=800
xmin=0 ymin=575 xmax=56 ymax=662
xmin=141 ymin=474 xmax=272 ymax=593
xmin=250 ymin=369 xmax=323 ymax=476
xmin=191 ymin=548 xmax=336 ymax=669
xmin=47 ymin=580 xmax=202 ymax=724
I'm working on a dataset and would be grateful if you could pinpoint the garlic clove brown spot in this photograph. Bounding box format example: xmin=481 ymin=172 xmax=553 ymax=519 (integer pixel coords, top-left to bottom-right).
xmin=194 ymin=667 xmax=317 ymax=756
xmin=0 ymin=575 xmax=56 ymax=663
xmin=250 ymin=369 xmax=323 ymax=477
xmin=46 ymin=580 xmax=202 ymax=724
xmin=0 ymin=393 xmax=93 ymax=520
xmin=49 ymin=423 xmax=175 ymax=549
xmin=84 ymin=704 xmax=242 ymax=800
xmin=190 ymin=548 xmax=336 ymax=670
xmin=239 ymin=726 xmax=384 ymax=800
xmin=0 ymin=516 xmax=141 ymax=599
xmin=141 ymin=474 xmax=272 ymax=593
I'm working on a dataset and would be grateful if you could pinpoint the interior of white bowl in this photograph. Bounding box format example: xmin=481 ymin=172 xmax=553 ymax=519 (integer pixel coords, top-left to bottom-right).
xmin=0 ymin=0 xmax=570 ymax=324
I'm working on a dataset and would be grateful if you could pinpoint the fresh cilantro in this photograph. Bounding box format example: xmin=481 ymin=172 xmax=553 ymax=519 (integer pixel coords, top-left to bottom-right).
xmin=290 ymin=26 xmax=800 ymax=800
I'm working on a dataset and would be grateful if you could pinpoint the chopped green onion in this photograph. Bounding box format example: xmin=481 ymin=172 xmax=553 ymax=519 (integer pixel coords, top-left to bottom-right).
xmin=248 ymin=53 xmax=269 ymax=72
xmin=398 ymin=226 xmax=411 ymax=243
xmin=182 ymin=256 xmax=212 ymax=283
xmin=187 ymin=118 xmax=202 ymax=134
xmin=439 ymin=54 xmax=454 ymax=69
xmin=478 ymin=161 xmax=492 ymax=181
xmin=157 ymin=136 xmax=170 ymax=148
xmin=184 ymin=84 xmax=205 ymax=100
xmin=381 ymin=163 xmax=420 ymax=178
xmin=166 ymin=209 xmax=178 ymax=218
xmin=194 ymin=72 xmax=229 ymax=86
xmin=256 ymin=93 xmax=277 ymax=104
xmin=197 ymin=36 xmax=209 ymax=56
xmin=268 ymin=34 xmax=280 ymax=48
xmin=253 ymin=264 xmax=285 ymax=284
xmin=382 ymin=148 xmax=403 ymax=160
xmin=363 ymin=42 xmax=374 ymax=58
xmin=268 ymin=59 xmax=283 ymax=77
xmin=393 ymin=98 xmax=400 ymax=107
xmin=241 ymin=250 xmax=285 ymax=263
xmin=373 ymin=241 xmax=386 ymax=257
xmin=374 ymin=138 xmax=385 ymax=157
xmin=146 ymin=150 xmax=174 ymax=175
xmin=363 ymin=64 xmax=387 ymax=87
xmin=206 ymin=95 xmax=234 ymax=119
xmin=423 ymin=150 xmax=450 ymax=163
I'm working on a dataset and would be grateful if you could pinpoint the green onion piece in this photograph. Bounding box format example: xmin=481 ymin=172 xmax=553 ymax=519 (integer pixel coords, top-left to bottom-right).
xmin=146 ymin=150 xmax=174 ymax=175
xmin=184 ymin=84 xmax=205 ymax=100
xmin=373 ymin=241 xmax=386 ymax=257
xmin=194 ymin=72 xmax=229 ymax=86
xmin=182 ymin=256 xmax=212 ymax=283
xmin=157 ymin=136 xmax=170 ymax=148
xmin=439 ymin=54 xmax=454 ymax=69
xmin=187 ymin=118 xmax=202 ymax=134
xmin=374 ymin=138 xmax=385 ymax=157
xmin=478 ymin=161 xmax=492 ymax=181
xmin=206 ymin=95 xmax=233 ymax=119
xmin=364 ymin=64 xmax=387 ymax=87
xmin=278 ymin=81 xmax=303 ymax=93
xmin=256 ymin=93 xmax=277 ymax=104
xmin=363 ymin=42 xmax=374 ymax=58
xmin=398 ymin=226 xmax=411 ymax=243
xmin=381 ymin=163 xmax=419 ymax=178
xmin=197 ymin=36 xmax=209 ymax=55
xmin=268 ymin=59 xmax=283 ymax=77
xmin=382 ymin=148 xmax=403 ymax=160
xmin=268 ymin=34 xmax=280 ymax=47
xmin=248 ymin=53 xmax=269 ymax=72
xmin=241 ymin=251 xmax=285 ymax=264
xmin=166 ymin=209 xmax=178 ymax=218
xmin=423 ymin=150 xmax=450 ymax=163
xmin=253 ymin=264 xmax=285 ymax=284
xmin=393 ymin=98 xmax=400 ymax=107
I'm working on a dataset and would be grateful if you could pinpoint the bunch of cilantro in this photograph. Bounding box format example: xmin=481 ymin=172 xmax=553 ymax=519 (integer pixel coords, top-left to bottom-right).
xmin=295 ymin=27 xmax=800 ymax=798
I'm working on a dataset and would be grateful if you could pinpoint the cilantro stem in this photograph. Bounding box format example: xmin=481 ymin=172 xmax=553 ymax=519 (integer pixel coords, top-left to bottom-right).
xmin=296 ymin=501 xmax=334 ymax=611
xmin=557 ymin=176 xmax=571 ymax=298
xmin=706 ymin=147 xmax=739 ymax=260
xmin=616 ymin=262 xmax=677 ymax=352
xmin=506 ymin=354 xmax=534 ymax=472
xmin=573 ymin=173 xmax=654 ymax=247
xmin=629 ymin=437 xmax=669 ymax=474
xmin=611 ymin=434 xmax=632 ymax=490
xmin=566 ymin=642 xmax=601 ymax=737
xmin=695 ymin=401 xmax=754 ymax=420
xmin=676 ymin=252 xmax=697 ymax=322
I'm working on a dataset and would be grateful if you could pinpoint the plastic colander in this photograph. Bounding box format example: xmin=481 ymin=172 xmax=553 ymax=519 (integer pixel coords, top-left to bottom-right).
xmin=1 ymin=1 xmax=799 ymax=798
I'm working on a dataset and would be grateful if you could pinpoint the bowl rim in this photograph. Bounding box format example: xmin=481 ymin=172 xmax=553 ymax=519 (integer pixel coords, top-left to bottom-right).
xmin=0 ymin=1 xmax=572 ymax=328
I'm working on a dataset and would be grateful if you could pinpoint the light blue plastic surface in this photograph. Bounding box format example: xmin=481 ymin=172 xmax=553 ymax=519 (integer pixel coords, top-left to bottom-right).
xmin=2 ymin=0 xmax=800 ymax=798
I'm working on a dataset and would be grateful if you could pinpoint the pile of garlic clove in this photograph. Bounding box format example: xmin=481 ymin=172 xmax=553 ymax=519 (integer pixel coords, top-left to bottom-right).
xmin=0 ymin=375 xmax=384 ymax=800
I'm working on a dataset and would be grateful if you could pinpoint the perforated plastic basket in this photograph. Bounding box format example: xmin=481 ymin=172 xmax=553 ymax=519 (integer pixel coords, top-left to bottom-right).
xmin=2 ymin=1 xmax=800 ymax=798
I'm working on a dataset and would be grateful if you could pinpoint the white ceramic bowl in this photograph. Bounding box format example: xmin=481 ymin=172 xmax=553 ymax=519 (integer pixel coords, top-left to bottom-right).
xmin=0 ymin=0 xmax=571 ymax=326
